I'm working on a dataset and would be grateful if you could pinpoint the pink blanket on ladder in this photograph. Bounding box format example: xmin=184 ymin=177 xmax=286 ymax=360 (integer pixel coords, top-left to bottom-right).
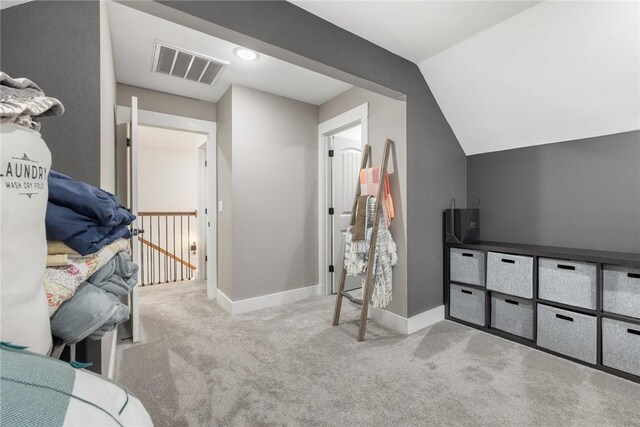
xmin=359 ymin=167 xmax=395 ymax=222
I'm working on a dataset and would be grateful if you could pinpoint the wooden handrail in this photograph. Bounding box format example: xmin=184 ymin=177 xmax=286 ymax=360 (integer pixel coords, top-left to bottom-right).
xmin=138 ymin=237 xmax=197 ymax=270
xmin=137 ymin=211 xmax=197 ymax=217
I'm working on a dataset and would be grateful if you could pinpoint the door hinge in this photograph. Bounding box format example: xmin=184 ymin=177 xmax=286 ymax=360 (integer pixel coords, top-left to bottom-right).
xmin=126 ymin=137 xmax=131 ymax=147
xmin=328 ymin=149 xmax=334 ymax=157
xmin=328 ymin=207 xmax=334 ymax=215
xmin=205 ymin=208 xmax=208 ymax=214
xmin=205 ymin=160 xmax=208 ymax=167
xmin=329 ymin=265 xmax=335 ymax=273
xmin=205 ymin=255 xmax=208 ymax=262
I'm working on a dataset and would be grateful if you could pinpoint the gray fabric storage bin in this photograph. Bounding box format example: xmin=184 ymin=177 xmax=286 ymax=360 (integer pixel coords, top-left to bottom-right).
xmin=537 ymin=304 xmax=597 ymax=364
xmin=491 ymin=294 xmax=534 ymax=339
xmin=450 ymin=248 xmax=485 ymax=287
xmin=449 ymin=283 xmax=485 ymax=326
xmin=602 ymin=317 xmax=640 ymax=377
xmin=603 ymin=264 xmax=640 ymax=319
xmin=538 ymin=258 xmax=597 ymax=310
xmin=486 ymin=252 xmax=533 ymax=298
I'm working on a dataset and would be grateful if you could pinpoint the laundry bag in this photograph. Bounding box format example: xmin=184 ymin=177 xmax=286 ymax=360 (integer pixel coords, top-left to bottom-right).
xmin=0 ymin=122 xmax=52 ymax=354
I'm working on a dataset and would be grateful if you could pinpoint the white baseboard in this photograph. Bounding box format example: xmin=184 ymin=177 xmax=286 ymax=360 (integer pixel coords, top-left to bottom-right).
xmin=370 ymin=307 xmax=409 ymax=334
xmin=216 ymin=289 xmax=233 ymax=313
xmin=406 ymin=305 xmax=445 ymax=334
xmin=217 ymin=284 xmax=322 ymax=315
xmin=371 ymin=304 xmax=444 ymax=335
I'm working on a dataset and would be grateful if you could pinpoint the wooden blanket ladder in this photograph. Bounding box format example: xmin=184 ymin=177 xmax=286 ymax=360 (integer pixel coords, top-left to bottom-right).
xmin=332 ymin=138 xmax=393 ymax=341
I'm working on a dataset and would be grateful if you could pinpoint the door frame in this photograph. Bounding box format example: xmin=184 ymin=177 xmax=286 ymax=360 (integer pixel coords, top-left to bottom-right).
xmin=116 ymin=106 xmax=218 ymax=299
xmin=317 ymin=103 xmax=368 ymax=296
xmin=197 ymin=142 xmax=207 ymax=284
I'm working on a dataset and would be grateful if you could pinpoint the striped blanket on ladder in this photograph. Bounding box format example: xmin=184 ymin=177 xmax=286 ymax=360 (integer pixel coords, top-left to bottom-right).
xmin=344 ymin=196 xmax=397 ymax=308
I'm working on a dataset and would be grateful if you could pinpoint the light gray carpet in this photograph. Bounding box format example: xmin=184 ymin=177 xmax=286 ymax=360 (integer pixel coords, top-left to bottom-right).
xmin=116 ymin=282 xmax=640 ymax=426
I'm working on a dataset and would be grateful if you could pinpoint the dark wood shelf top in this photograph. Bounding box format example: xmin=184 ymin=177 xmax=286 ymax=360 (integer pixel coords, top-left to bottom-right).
xmin=447 ymin=240 xmax=640 ymax=266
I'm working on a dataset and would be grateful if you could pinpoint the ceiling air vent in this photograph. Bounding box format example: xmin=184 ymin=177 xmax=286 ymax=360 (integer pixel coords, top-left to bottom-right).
xmin=152 ymin=41 xmax=229 ymax=85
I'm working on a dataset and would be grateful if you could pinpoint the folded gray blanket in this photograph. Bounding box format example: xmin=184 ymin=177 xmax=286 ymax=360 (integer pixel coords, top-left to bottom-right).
xmin=87 ymin=251 xmax=138 ymax=296
xmin=0 ymin=72 xmax=64 ymax=130
xmin=50 ymin=283 xmax=129 ymax=345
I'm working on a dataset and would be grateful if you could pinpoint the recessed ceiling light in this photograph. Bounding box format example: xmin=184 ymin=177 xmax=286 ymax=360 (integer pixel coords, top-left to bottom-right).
xmin=234 ymin=47 xmax=259 ymax=61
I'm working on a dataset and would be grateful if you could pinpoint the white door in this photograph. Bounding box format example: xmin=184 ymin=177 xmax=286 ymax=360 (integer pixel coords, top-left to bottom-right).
xmin=129 ymin=97 xmax=140 ymax=343
xmin=331 ymin=135 xmax=362 ymax=293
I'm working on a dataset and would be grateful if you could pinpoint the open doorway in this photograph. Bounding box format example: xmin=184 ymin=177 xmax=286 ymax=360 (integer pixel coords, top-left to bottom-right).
xmin=318 ymin=104 xmax=368 ymax=295
xmin=136 ymin=125 xmax=204 ymax=285
xmin=115 ymin=104 xmax=217 ymax=342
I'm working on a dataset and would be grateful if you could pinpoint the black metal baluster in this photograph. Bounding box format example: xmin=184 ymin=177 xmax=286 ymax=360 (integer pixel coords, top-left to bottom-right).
xmin=157 ymin=215 xmax=160 ymax=284
xmin=147 ymin=217 xmax=153 ymax=285
xmin=173 ymin=215 xmax=176 ymax=282
xmin=150 ymin=215 xmax=154 ymax=285
xmin=181 ymin=215 xmax=184 ymax=282
xmin=144 ymin=215 xmax=148 ymax=285
xmin=165 ymin=215 xmax=168 ymax=283
xmin=140 ymin=216 xmax=145 ymax=286
xmin=187 ymin=215 xmax=191 ymax=280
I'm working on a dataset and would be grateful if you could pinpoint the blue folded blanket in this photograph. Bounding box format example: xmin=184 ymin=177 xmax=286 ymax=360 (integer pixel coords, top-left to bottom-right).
xmin=46 ymin=171 xmax=135 ymax=255
xmin=50 ymin=283 xmax=130 ymax=345
xmin=48 ymin=171 xmax=134 ymax=227
xmin=87 ymin=251 xmax=138 ymax=296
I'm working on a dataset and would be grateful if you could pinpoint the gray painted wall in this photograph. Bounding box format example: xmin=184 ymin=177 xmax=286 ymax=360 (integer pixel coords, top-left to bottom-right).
xmin=467 ymin=131 xmax=640 ymax=253
xmin=100 ymin=0 xmax=117 ymax=193
xmin=319 ymin=87 xmax=408 ymax=317
xmin=141 ymin=0 xmax=466 ymax=317
xmin=216 ymin=88 xmax=233 ymax=299
xmin=227 ymin=85 xmax=319 ymax=301
xmin=117 ymin=84 xmax=217 ymax=122
xmin=1 ymin=1 xmax=102 ymax=186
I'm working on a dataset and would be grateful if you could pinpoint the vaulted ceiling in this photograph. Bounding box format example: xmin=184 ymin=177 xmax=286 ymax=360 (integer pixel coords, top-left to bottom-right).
xmin=292 ymin=1 xmax=640 ymax=154
xmin=292 ymin=1 xmax=541 ymax=63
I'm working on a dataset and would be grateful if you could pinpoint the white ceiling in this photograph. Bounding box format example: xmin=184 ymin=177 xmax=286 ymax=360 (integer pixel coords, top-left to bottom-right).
xmin=138 ymin=125 xmax=204 ymax=150
xmin=291 ymin=1 xmax=540 ymax=62
xmin=292 ymin=0 xmax=639 ymax=154
xmin=420 ymin=1 xmax=640 ymax=155
xmin=0 ymin=0 xmax=32 ymax=9
xmin=108 ymin=2 xmax=352 ymax=105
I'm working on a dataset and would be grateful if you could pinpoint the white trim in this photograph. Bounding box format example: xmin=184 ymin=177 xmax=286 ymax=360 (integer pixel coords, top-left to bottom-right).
xmin=205 ymin=140 xmax=216 ymax=299
xmin=317 ymin=103 xmax=368 ymax=296
xmin=197 ymin=144 xmax=207 ymax=282
xmin=370 ymin=305 xmax=445 ymax=335
xmin=216 ymin=285 xmax=322 ymax=315
xmin=116 ymin=106 xmax=218 ymax=299
xmin=216 ymin=289 xmax=233 ymax=314
xmin=370 ymin=307 xmax=408 ymax=334
xmin=117 ymin=107 xmax=217 ymax=135
xmin=406 ymin=305 xmax=445 ymax=334
xmin=130 ymin=98 xmax=140 ymax=343
xmin=108 ymin=328 xmax=118 ymax=379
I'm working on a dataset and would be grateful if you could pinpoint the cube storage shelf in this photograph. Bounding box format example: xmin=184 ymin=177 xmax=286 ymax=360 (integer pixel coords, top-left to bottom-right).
xmin=443 ymin=240 xmax=640 ymax=384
